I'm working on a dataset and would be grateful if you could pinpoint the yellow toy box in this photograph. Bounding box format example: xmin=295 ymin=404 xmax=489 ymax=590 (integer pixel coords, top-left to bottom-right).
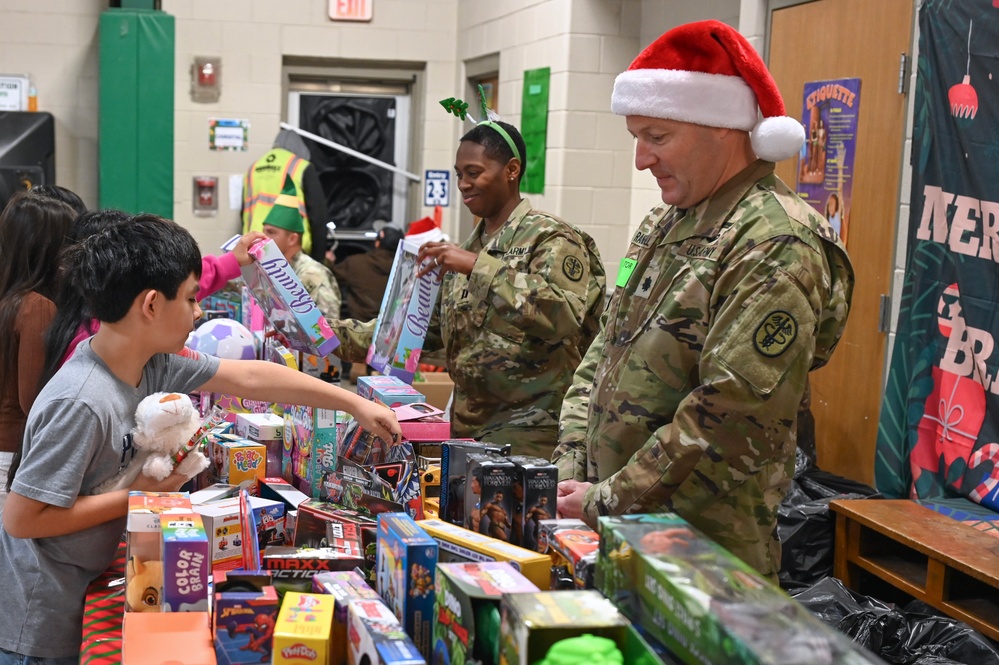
xmin=417 ymin=519 xmax=550 ymax=591
xmin=210 ymin=433 xmax=267 ymax=488
xmin=272 ymin=592 xmax=336 ymax=665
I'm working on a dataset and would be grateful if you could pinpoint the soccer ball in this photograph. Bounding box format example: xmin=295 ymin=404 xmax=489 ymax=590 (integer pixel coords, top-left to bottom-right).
xmin=187 ymin=318 xmax=256 ymax=360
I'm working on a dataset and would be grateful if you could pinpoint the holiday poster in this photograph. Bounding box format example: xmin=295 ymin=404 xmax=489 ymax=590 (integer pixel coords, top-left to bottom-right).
xmin=876 ymin=2 xmax=999 ymax=510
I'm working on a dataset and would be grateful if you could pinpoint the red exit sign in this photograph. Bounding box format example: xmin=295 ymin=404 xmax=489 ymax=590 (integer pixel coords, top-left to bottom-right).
xmin=328 ymin=0 xmax=372 ymax=21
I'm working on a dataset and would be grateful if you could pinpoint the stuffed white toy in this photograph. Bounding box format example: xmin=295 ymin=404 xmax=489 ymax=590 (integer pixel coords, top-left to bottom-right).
xmin=95 ymin=392 xmax=210 ymax=493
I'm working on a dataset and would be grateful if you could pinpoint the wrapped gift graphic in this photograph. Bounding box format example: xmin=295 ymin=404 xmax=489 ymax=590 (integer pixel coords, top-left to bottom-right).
xmin=912 ymin=366 xmax=985 ymax=496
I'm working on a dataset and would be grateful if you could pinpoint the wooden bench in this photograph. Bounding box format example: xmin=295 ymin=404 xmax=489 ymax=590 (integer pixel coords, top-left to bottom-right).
xmin=830 ymin=499 xmax=999 ymax=641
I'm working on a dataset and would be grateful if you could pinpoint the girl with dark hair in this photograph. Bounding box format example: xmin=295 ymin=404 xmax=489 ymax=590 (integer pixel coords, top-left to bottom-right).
xmin=0 ymin=191 xmax=75 ymax=507
xmin=329 ymin=120 xmax=607 ymax=459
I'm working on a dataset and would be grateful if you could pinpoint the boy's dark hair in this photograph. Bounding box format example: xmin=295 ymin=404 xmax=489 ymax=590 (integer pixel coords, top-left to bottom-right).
xmin=460 ymin=120 xmax=528 ymax=183
xmin=68 ymin=214 xmax=202 ymax=323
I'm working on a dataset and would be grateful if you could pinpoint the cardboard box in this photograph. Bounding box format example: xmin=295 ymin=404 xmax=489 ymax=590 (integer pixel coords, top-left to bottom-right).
xmin=263 ymin=545 xmax=367 ymax=594
xmin=236 ymin=412 xmax=284 ymax=441
xmin=312 ymin=571 xmax=381 ymax=665
xmin=417 ymin=519 xmax=550 ymax=591
xmin=189 ymin=483 xmax=239 ymax=506
xmin=213 ymin=584 xmax=279 ymax=665
xmin=357 ymin=375 xmax=408 ymax=401
xmin=465 ymin=454 xmax=516 ymax=542
xmin=272 ymin=592 xmax=336 ymax=665
xmin=194 ymin=496 xmax=286 ymax=572
xmin=126 ymin=492 xmax=193 ymax=612
xmin=258 ymin=476 xmax=311 ymax=522
xmin=160 ymin=512 xmax=210 ymax=612
xmin=538 ymin=519 xmax=599 ymax=590
xmin=395 ymin=403 xmax=451 ymax=443
xmin=376 ymin=513 xmax=438 ymax=659
xmin=411 ymin=373 xmax=453 ymax=412
xmin=498 ymin=591 xmax=630 ymax=665
xmin=597 ymin=514 xmax=883 ymax=665
xmin=434 ymin=562 xmax=539 ymax=665
xmin=209 ymin=434 xmax=267 ymax=488
xmin=439 ymin=441 xmax=511 ymax=526
xmin=347 ymin=598 xmax=425 ymax=665
xmin=509 ymin=457 xmax=558 ymax=552
xmin=122 ymin=611 xmax=215 ymax=665
xmin=367 ymin=227 xmax=445 ymax=383
xmin=241 ymin=237 xmax=340 ymax=357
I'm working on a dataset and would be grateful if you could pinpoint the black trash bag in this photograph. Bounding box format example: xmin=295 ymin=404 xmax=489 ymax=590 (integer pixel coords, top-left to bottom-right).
xmin=798 ymin=469 xmax=880 ymax=500
xmin=791 ymin=578 xmax=999 ymax=665
xmin=779 ymin=493 xmax=868 ymax=590
xmin=899 ymin=600 xmax=999 ymax=665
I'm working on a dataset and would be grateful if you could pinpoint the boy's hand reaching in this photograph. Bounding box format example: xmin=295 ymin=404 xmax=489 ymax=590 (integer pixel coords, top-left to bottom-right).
xmin=352 ymin=398 xmax=402 ymax=446
xmin=231 ymin=231 xmax=267 ymax=267
xmin=129 ymin=470 xmax=189 ymax=494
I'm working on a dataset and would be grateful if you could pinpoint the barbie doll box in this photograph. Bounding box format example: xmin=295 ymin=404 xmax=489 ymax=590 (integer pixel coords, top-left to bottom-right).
xmin=234 ymin=236 xmax=340 ymax=357
xmin=366 ymin=228 xmax=445 ymax=383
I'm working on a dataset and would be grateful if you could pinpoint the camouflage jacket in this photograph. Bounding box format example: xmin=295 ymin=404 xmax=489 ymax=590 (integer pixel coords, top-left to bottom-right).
xmin=552 ymin=161 xmax=854 ymax=577
xmin=291 ymin=250 xmax=342 ymax=321
xmin=332 ymin=199 xmax=606 ymax=458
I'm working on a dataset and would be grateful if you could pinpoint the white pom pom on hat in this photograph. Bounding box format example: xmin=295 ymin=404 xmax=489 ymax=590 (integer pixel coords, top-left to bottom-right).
xmin=611 ymin=20 xmax=805 ymax=162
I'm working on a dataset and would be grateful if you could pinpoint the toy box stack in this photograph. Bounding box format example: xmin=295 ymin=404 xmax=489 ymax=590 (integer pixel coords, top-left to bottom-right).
xmin=434 ymin=562 xmax=539 ymax=665
xmin=376 ymin=513 xmax=439 ymax=659
xmin=238 ymin=236 xmax=340 ymax=357
xmin=367 ymin=224 xmax=445 ymax=382
xmin=194 ymin=495 xmax=286 ymax=573
xmin=597 ymin=513 xmax=884 ymax=665
xmin=236 ymin=412 xmax=284 ymax=476
xmin=311 ymin=571 xmax=382 ymax=665
xmin=439 ymin=440 xmax=511 ymax=527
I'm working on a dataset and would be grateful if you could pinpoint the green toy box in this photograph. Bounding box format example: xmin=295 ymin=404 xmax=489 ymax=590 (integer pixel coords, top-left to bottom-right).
xmin=596 ymin=514 xmax=884 ymax=665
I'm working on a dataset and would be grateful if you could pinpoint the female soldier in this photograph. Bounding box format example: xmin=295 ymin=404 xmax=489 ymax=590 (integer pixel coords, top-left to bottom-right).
xmin=331 ymin=121 xmax=605 ymax=459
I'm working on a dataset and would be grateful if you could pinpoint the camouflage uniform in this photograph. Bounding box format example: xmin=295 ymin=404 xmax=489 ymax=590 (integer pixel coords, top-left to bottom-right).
xmin=552 ymin=161 xmax=854 ymax=578
xmin=332 ymin=199 xmax=606 ymax=459
xmin=291 ymin=250 xmax=342 ymax=321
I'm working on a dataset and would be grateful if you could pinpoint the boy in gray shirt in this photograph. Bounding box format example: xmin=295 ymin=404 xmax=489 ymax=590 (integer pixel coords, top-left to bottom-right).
xmin=0 ymin=215 xmax=400 ymax=661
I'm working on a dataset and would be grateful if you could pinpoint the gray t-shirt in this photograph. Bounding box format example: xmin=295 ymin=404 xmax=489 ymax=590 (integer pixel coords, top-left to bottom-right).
xmin=0 ymin=341 xmax=219 ymax=658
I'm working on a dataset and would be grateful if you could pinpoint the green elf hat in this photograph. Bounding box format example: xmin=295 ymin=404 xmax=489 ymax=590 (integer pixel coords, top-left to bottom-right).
xmin=262 ymin=175 xmax=304 ymax=234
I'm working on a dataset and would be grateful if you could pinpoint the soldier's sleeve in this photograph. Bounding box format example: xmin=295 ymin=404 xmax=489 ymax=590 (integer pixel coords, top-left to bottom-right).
xmin=304 ymin=267 xmax=342 ymax=322
xmin=580 ymin=238 xmax=828 ymax=524
xmin=325 ymin=318 xmax=375 ymax=363
xmin=552 ymin=314 xmax=607 ymax=480
xmin=467 ymin=228 xmax=591 ymax=344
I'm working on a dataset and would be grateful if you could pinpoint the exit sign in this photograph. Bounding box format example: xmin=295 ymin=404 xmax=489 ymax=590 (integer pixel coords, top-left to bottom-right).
xmin=329 ymin=0 xmax=372 ymax=21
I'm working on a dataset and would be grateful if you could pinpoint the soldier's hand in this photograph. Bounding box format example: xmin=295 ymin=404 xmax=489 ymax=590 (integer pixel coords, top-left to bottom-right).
xmin=417 ymin=241 xmax=477 ymax=278
xmin=556 ymin=479 xmax=592 ymax=520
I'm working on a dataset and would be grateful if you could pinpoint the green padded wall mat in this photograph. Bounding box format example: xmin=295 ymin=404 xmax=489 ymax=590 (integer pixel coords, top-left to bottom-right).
xmin=99 ymin=9 xmax=174 ymax=218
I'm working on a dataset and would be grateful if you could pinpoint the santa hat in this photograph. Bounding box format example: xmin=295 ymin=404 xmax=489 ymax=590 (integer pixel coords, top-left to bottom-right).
xmin=611 ymin=20 xmax=804 ymax=162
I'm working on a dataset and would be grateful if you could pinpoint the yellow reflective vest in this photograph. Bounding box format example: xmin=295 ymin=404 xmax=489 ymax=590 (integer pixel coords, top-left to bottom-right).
xmin=242 ymin=148 xmax=314 ymax=255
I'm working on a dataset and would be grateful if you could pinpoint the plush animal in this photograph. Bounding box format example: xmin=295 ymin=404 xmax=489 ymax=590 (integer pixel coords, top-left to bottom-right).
xmin=94 ymin=392 xmax=210 ymax=493
xmin=126 ymin=557 xmax=164 ymax=612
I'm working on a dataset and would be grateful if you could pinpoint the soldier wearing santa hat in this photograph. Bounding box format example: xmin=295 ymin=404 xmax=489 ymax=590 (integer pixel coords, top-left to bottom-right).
xmin=553 ymin=20 xmax=855 ymax=579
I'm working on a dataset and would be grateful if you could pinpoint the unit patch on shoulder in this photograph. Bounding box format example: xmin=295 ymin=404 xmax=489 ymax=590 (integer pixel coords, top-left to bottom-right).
xmin=753 ymin=310 xmax=798 ymax=357
xmin=562 ymin=255 xmax=584 ymax=282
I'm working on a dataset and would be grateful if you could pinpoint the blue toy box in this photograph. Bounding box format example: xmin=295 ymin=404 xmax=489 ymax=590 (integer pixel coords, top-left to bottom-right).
xmin=376 ymin=513 xmax=438 ymax=660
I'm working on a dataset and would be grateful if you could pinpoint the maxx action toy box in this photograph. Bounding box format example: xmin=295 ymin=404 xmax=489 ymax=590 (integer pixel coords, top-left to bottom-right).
xmin=433 ymin=562 xmax=539 ymax=665
xmin=239 ymin=236 xmax=340 ymax=357
xmin=376 ymin=513 xmax=439 ymax=660
xmin=596 ymin=513 xmax=884 ymax=665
